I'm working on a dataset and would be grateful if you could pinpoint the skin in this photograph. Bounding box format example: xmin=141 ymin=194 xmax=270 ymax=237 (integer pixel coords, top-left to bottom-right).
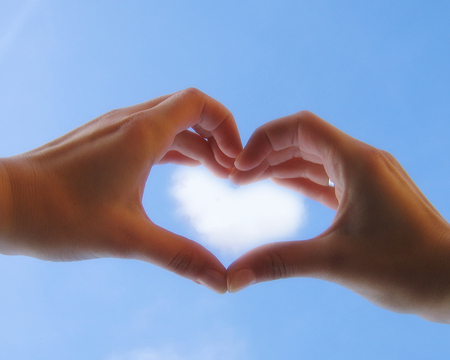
xmin=228 ymin=110 xmax=450 ymax=323
xmin=0 ymin=88 xmax=243 ymax=294
xmin=1 ymin=90 xmax=449 ymax=322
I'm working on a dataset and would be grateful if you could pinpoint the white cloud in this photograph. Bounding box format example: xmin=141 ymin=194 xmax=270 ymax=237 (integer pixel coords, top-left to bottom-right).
xmin=170 ymin=167 xmax=307 ymax=255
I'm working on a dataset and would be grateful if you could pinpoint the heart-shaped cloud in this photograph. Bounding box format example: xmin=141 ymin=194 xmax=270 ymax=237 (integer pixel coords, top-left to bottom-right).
xmin=170 ymin=167 xmax=307 ymax=255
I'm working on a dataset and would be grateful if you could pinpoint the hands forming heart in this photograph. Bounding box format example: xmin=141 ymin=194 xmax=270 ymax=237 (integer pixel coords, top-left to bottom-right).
xmin=1 ymin=88 xmax=450 ymax=323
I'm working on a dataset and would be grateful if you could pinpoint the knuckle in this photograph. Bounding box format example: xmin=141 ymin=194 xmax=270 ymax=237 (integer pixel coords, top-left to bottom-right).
xmin=357 ymin=145 xmax=390 ymax=172
xmin=379 ymin=149 xmax=394 ymax=159
xmin=120 ymin=111 xmax=167 ymax=147
xmin=166 ymin=246 xmax=196 ymax=276
xmin=296 ymin=110 xmax=315 ymax=119
xmin=294 ymin=110 xmax=317 ymax=130
xmin=176 ymin=88 xmax=211 ymax=128
xmin=98 ymin=108 xmax=125 ymax=121
xmin=263 ymin=247 xmax=289 ymax=280
xmin=362 ymin=146 xmax=403 ymax=178
xmin=180 ymin=87 xmax=204 ymax=102
xmin=118 ymin=116 xmax=151 ymax=147
xmin=379 ymin=149 xmax=399 ymax=166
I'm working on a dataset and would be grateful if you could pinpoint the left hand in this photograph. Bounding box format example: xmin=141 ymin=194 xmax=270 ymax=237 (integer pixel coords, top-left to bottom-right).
xmin=227 ymin=111 xmax=450 ymax=322
xmin=0 ymin=88 xmax=242 ymax=293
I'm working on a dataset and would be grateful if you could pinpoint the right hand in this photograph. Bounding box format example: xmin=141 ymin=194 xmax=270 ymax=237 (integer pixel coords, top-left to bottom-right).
xmin=228 ymin=111 xmax=450 ymax=323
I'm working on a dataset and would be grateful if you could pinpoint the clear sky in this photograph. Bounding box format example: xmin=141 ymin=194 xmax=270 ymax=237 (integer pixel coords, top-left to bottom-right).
xmin=1 ymin=1 xmax=450 ymax=359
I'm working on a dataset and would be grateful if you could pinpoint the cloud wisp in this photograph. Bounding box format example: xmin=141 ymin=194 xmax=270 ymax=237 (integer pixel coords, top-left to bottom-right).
xmin=0 ymin=0 xmax=41 ymax=64
xmin=170 ymin=167 xmax=307 ymax=255
xmin=105 ymin=332 xmax=247 ymax=360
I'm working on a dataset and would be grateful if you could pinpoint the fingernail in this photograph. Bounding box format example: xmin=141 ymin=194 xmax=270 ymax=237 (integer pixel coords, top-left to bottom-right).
xmin=197 ymin=269 xmax=227 ymax=294
xmin=230 ymin=144 xmax=243 ymax=158
xmin=228 ymin=269 xmax=256 ymax=293
xmin=229 ymin=167 xmax=239 ymax=178
xmin=234 ymin=154 xmax=243 ymax=169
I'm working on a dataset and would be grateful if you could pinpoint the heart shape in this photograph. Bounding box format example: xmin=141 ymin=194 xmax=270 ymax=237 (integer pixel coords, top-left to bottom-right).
xmin=170 ymin=167 xmax=307 ymax=255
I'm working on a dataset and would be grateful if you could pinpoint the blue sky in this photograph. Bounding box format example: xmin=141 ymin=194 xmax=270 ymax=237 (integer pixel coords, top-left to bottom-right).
xmin=1 ymin=1 xmax=450 ymax=359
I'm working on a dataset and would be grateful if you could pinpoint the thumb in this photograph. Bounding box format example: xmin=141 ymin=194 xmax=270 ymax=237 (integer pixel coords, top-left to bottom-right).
xmin=122 ymin=216 xmax=228 ymax=294
xmin=227 ymin=237 xmax=331 ymax=293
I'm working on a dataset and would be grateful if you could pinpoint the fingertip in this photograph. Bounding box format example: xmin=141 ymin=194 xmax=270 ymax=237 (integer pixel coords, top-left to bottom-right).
xmin=233 ymin=152 xmax=247 ymax=171
xmin=207 ymin=136 xmax=240 ymax=170
xmin=197 ymin=269 xmax=228 ymax=294
xmin=228 ymin=168 xmax=250 ymax=186
xmin=132 ymin=222 xmax=228 ymax=294
xmin=225 ymin=140 xmax=243 ymax=159
xmin=227 ymin=268 xmax=256 ymax=293
xmin=233 ymin=148 xmax=263 ymax=172
xmin=228 ymin=167 xmax=240 ymax=182
xmin=229 ymin=161 xmax=269 ymax=186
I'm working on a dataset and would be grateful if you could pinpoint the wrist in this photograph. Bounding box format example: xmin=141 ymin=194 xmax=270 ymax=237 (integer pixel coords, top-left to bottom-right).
xmin=0 ymin=158 xmax=14 ymax=252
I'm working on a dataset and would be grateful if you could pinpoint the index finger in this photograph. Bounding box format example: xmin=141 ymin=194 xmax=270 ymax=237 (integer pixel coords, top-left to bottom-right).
xmin=151 ymin=88 xmax=243 ymax=158
xmin=233 ymin=111 xmax=355 ymax=183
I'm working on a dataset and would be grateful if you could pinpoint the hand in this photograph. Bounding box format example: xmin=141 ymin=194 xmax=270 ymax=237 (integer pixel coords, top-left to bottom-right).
xmin=228 ymin=111 xmax=450 ymax=322
xmin=0 ymin=88 xmax=242 ymax=294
